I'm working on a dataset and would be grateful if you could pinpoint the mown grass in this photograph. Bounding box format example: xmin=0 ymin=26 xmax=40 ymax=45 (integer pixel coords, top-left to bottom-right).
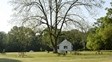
xmin=0 ymin=51 xmax=112 ymax=62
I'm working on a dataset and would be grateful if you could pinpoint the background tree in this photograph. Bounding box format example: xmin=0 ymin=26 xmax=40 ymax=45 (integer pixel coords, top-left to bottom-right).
xmin=97 ymin=8 xmax=112 ymax=50
xmin=61 ymin=29 xmax=84 ymax=50
xmin=10 ymin=0 xmax=103 ymax=53
xmin=86 ymin=31 xmax=104 ymax=51
xmin=7 ymin=26 xmax=36 ymax=52
xmin=28 ymin=34 xmax=42 ymax=51
xmin=86 ymin=5 xmax=112 ymax=50
xmin=0 ymin=32 xmax=7 ymax=53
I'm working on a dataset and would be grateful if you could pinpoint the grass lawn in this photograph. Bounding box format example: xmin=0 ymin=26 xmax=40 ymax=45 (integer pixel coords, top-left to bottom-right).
xmin=0 ymin=51 xmax=112 ymax=62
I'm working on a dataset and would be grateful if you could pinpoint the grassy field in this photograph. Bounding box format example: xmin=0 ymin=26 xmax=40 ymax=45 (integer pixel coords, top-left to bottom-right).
xmin=0 ymin=51 xmax=112 ymax=62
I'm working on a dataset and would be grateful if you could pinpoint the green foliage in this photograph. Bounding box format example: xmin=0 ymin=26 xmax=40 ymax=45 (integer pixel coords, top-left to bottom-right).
xmin=41 ymin=29 xmax=53 ymax=48
xmin=41 ymin=27 xmax=60 ymax=51
xmin=87 ymin=7 xmax=112 ymax=50
xmin=0 ymin=27 xmax=86 ymax=52
xmin=86 ymin=33 xmax=103 ymax=50
xmin=0 ymin=32 xmax=6 ymax=52
xmin=6 ymin=26 xmax=37 ymax=52
xmin=60 ymin=29 xmax=85 ymax=50
xmin=41 ymin=29 xmax=85 ymax=51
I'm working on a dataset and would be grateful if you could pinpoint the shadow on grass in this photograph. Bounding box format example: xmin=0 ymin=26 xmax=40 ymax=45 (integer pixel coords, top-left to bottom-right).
xmin=0 ymin=58 xmax=21 ymax=62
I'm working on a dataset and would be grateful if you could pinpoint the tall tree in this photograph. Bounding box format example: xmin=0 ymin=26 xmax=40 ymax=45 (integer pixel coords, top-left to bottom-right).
xmin=86 ymin=5 xmax=112 ymax=50
xmin=10 ymin=0 xmax=103 ymax=53
xmin=97 ymin=8 xmax=112 ymax=50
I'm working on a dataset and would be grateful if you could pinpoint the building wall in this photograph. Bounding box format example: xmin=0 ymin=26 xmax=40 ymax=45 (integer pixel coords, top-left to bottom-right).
xmin=58 ymin=39 xmax=72 ymax=52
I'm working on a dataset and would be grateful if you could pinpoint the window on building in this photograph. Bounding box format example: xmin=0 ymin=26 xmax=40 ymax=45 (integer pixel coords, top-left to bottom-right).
xmin=64 ymin=46 xmax=68 ymax=49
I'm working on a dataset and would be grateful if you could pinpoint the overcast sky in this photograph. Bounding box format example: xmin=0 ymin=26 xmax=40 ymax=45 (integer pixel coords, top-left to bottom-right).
xmin=0 ymin=0 xmax=111 ymax=33
xmin=0 ymin=0 xmax=13 ymax=33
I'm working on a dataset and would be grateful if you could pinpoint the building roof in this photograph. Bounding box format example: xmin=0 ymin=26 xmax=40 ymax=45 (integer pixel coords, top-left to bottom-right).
xmin=58 ymin=39 xmax=71 ymax=46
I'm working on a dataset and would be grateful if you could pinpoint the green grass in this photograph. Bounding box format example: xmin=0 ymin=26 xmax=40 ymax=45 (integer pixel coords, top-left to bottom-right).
xmin=0 ymin=51 xmax=112 ymax=62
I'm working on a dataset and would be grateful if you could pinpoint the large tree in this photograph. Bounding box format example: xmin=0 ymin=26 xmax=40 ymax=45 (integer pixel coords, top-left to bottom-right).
xmin=10 ymin=0 xmax=103 ymax=53
xmin=97 ymin=7 xmax=112 ymax=50
xmin=86 ymin=5 xmax=112 ymax=50
xmin=7 ymin=26 xmax=35 ymax=52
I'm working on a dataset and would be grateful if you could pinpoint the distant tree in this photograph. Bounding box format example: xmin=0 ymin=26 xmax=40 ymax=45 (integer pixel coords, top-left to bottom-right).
xmin=28 ymin=34 xmax=42 ymax=51
xmin=7 ymin=26 xmax=35 ymax=52
xmin=60 ymin=29 xmax=85 ymax=50
xmin=10 ymin=0 xmax=104 ymax=53
xmin=0 ymin=32 xmax=6 ymax=53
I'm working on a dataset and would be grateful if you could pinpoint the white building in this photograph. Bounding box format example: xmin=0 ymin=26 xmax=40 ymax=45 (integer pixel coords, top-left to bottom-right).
xmin=57 ymin=39 xmax=72 ymax=53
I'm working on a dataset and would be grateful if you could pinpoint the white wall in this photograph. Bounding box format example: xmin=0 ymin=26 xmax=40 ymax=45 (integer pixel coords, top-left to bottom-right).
xmin=58 ymin=39 xmax=72 ymax=52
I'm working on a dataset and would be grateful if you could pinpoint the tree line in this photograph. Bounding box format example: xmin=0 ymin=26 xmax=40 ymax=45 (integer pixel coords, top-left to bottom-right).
xmin=0 ymin=26 xmax=86 ymax=52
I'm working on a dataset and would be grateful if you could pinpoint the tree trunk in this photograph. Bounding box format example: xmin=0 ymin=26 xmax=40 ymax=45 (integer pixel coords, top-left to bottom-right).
xmin=53 ymin=46 xmax=57 ymax=53
xmin=53 ymin=38 xmax=58 ymax=53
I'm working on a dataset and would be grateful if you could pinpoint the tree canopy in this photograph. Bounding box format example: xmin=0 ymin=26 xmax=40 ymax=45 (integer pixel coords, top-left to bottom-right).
xmin=86 ymin=6 xmax=112 ymax=50
xmin=0 ymin=32 xmax=6 ymax=52
xmin=7 ymin=26 xmax=36 ymax=51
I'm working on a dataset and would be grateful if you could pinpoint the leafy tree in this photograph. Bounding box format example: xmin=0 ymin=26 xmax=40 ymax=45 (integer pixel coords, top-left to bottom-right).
xmin=97 ymin=7 xmax=112 ymax=50
xmin=87 ymin=6 xmax=112 ymax=50
xmin=86 ymin=32 xmax=104 ymax=50
xmin=7 ymin=26 xmax=36 ymax=52
xmin=27 ymin=35 xmax=42 ymax=51
xmin=10 ymin=0 xmax=103 ymax=53
xmin=0 ymin=32 xmax=7 ymax=52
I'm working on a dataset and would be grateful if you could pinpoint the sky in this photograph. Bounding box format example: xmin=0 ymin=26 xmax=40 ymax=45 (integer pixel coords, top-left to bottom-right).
xmin=0 ymin=0 xmax=13 ymax=33
xmin=0 ymin=0 xmax=111 ymax=33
